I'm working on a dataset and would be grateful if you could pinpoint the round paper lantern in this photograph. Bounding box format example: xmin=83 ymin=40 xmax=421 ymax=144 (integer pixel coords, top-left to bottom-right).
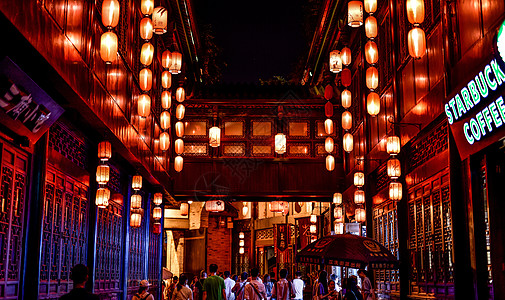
xmin=153 ymin=222 xmax=161 ymax=234
xmin=365 ymin=41 xmax=378 ymax=64
xmin=140 ymin=42 xmax=154 ymax=66
xmin=130 ymin=194 xmax=142 ymax=209
xmin=389 ymin=182 xmax=403 ymax=201
xmin=324 ymin=119 xmax=334 ymax=135
xmin=138 ymin=94 xmax=151 ymax=117
xmin=174 ymin=155 xmax=183 ymax=172
xmin=141 ymin=0 xmax=154 ymax=15
xmin=205 ymin=200 xmax=225 ymax=212
xmin=96 ymin=165 xmax=110 ymax=185
xmin=175 ymin=139 xmax=184 ymax=155
xmin=176 ymin=104 xmax=185 ymax=120
xmin=100 ymin=32 xmax=117 ymax=64
xmin=364 ymin=0 xmax=377 ymax=14
xmin=176 ymin=87 xmax=185 ymax=103
xmin=139 ymin=17 xmax=153 ymax=40
xmin=160 ymin=111 xmax=170 ymax=130
xmin=96 ymin=188 xmax=110 ymax=208
xmin=275 ymin=133 xmax=286 ymax=154
xmin=324 ymin=85 xmax=334 ymax=100
xmin=310 ymin=224 xmax=317 ymax=234
xmin=334 ymin=206 xmax=343 ymax=220
xmin=406 ymin=0 xmax=425 ymax=24
xmin=270 ymin=201 xmax=288 ymax=213
xmin=153 ymin=193 xmax=163 ymax=205
xmin=159 ymin=131 xmax=170 ymax=151
xmin=162 ymin=71 xmax=172 ymax=89
xmin=329 ymin=50 xmax=342 ymax=73
xmin=139 ymin=68 xmax=152 ymax=91
xmin=130 ymin=211 xmax=142 ymax=228
xmin=102 ymin=0 xmax=120 ymax=28
xmin=341 ymin=89 xmax=352 ymax=108
xmin=325 ymin=137 xmax=334 ymax=153
xmin=98 ymin=141 xmax=112 ymax=161
xmin=341 ymin=47 xmax=352 ymax=66
xmin=365 ymin=16 xmax=378 ymax=39
xmin=180 ymin=203 xmax=189 ymax=216
xmin=354 ymin=190 xmax=365 ymax=204
xmin=341 ymin=68 xmax=352 ymax=87
xmin=162 ymin=50 xmax=172 ymax=69
xmin=334 ymin=222 xmax=344 ymax=234
xmin=326 ymin=155 xmax=335 ymax=171
xmin=387 ymin=158 xmax=401 ymax=179
xmin=354 ymin=172 xmax=365 ymax=187
xmin=161 ymin=91 xmax=171 ymax=109
xmin=132 ymin=175 xmax=142 ymax=190
xmin=355 ymin=207 xmax=366 ymax=223
xmin=366 ymin=67 xmax=379 ymax=90
xmin=209 ymin=127 xmax=221 ymax=147
xmin=153 ymin=206 xmax=162 ymax=220
xmin=175 ymin=121 xmax=184 ymax=137
xmin=333 ymin=192 xmax=343 ymax=205
xmin=152 ymin=6 xmax=167 ymax=34
xmin=342 ymin=111 xmax=352 ymax=131
xmin=325 ymin=101 xmax=334 ymax=117
xmin=367 ymin=92 xmax=380 ymax=117
xmin=348 ymin=1 xmax=363 ymax=27
xmin=408 ymin=27 xmax=426 ymax=59
xmin=170 ymin=52 xmax=182 ymax=74
xmin=387 ymin=135 xmax=401 ymax=155
xmin=343 ymin=133 xmax=354 ymax=153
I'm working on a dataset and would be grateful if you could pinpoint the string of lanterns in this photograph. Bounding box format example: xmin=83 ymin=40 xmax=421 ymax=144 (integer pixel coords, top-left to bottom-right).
xmin=406 ymin=0 xmax=427 ymax=59
xmin=152 ymin=192 xmax=163 ymax=234
xmin=310 ymin=207 xmax=317 ymax=243
xmin=239 ymin=231 xmax=245 ymax=255
xmin=324 ymin=85 xmax=335 ymax=171
xmin=333 ymin=193 xmax=344 ymax=234
xmin=130 ymin=174 xmax=144 ymax=228
xmin=95 ymin=141 xmax=113 ymax=208
xmin=174 ymin=86 xmax=185 ymax=172
xmin=100 ymin=0 xmax=120 ymax=64
xmin=387 ymin=136 xmax=402 ymax=201
xmin=364 ymin=0 xmax=380 ymax=117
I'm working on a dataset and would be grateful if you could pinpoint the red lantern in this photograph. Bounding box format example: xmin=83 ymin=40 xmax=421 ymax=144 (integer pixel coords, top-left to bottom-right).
xmin=132 ymin=175 xmax=142 ymax=190
xmin=140 ymin=42 xmax=154 ymax=66
xmin=170 ymin=52 xmax=182 ymax=74
xmin=325 ymin=101 xmax=334 ymax=117
xmin=98 ymin=141 xmax=112 ymax=161
xmin=162 ymin=50 xmax=172 ymax=69
xmin=341 ymin=47 xmax=352 ymax=66
xmin=130 ymin=194 xmax=142 ymax=209
xmin=343 ymin=133 xmax=353 ymax=153
xmin=364 ymin=0 xmax=377 ymax=14
xmin=342 ymin=111 xmax=352 ymax=131
xmin=366 ymin=67 xmax=379 ymax=90
xmin=139 ymin=17 xmax=153 ymax=40
xmin=406 ymin=0 xmax=425 ymax=24
xmin=175 ymin=121 xmax=184 ymax=137
xmin=408 ymin=27 xmax=426 ymax=59
xmin=161 ymin=91 xmax=171 ymax=109
xmin=153 ymin=206 xmax=162 ymax=220
xmin=365 ymin=16 xmax=377 ymax=39
xmin=138 ymin=94 xmax=151 ymax=118
xmin=160 ymin=111 xmax=170 ymax=130
xmin=159 ymin=132 xmax=170 ymax=151
xmin=367 ymin=92 xmax=380 ymax=117
xmin=153 ymin=222 xmax=162 ymax=234
xmin=139 ymin=68 xmax=152 ymax=91
xmin=176 ymin=87 xmax=185 ymax=103
xmin=324 ymin=85 xmax=334 ymax=100
xmin=341 ymin=68 xmax=352 ymax=87
xmin=100 ymin=32 xmax=117 ymax=64
xmin=102 ymin=0 xmax=120 ymax=28
xmin=162 ymin=71 xmax=172 ymax=89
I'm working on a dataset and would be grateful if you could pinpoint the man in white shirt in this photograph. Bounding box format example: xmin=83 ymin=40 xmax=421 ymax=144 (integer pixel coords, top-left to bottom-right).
xmin=292 ymin=271 xmax=305 ymax=300
xmin=271 ymin=269 xmax=293 ymax=300
xmin=244 ymin=268 xmax=267 ymax=300
xmin=224 ymin=271 xmax=236 ymax=300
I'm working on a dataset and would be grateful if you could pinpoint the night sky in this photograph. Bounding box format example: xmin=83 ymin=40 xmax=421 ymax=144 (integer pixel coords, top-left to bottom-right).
xmin=195 ymin=0 xmax=307 ymax=83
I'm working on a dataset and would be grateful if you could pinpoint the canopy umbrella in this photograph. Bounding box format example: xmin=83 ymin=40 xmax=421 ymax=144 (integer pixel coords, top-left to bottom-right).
xmin=296 ymin=234 xmax=399 ymax=269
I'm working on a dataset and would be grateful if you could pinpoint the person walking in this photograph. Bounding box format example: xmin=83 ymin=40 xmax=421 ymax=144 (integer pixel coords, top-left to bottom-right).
xmin=224 ymin=271 xmax=237 ymax=300
xmin=292 ymin=271 xmax=304 ymax=300
xmin=232 ymin=272 xmax=249 ymax=300
xmin=315 ymin=270 xmax=333 ymax=300
xmin=203 ymin=264 xmax=227 ymax=300
xmin=172 ymin=275 xmax=193 ymax=300
xmin=60 ymin=264 xmax=99 ymax=300
xmin=195 ymin=270 xmax=208 ymax=300
xmin=343 ymin=276 xmax=363 ymax=300
xmin=271 ymin=269 xmax=293 ymax=300
xmin=244 ymin=268 xmax=267 ymax=300
xmin=357 ymin=270 xmax=373 ymax=300
xmin=132 ymin=280 xmax=155 ymax=300
xmin=263 ymin=274 xmax=273 ymax=300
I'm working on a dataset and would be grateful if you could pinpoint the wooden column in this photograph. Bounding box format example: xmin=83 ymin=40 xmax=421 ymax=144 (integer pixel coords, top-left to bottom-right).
xmin=121 ymin=176 xmax=133 ymax=300
xmin=86 ymin=144 xmax=99 ymax=292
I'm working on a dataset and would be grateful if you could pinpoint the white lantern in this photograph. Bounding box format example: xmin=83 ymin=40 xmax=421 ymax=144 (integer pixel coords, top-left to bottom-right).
xmin=161 ymin=91 xmax=171 ymax=109
xmin=343 ymin=133 xmax=354 ymax=153
xmin=130 ymin=194 xmax=142 ymax=209
xmin=239 ymin=240 xmax=245 ymax=247
xmin=342 ymin=111 xmax=352 ymax=131
xmin=329 ymin=50 xmax=342 ymax=73
xmin=354 ymin=190 xmax=365 ymax=204
xmin=334 ymin=206 xmax=343 ymax=220
xmin=310 ymin=224 xmax=317 ymax=234
xmin=170 ymin=52 xmax=183 ymax=74
xmin=334 ymin=222 xmax=344 ymax=234
xmin=205 ymin=200 xmax=225 ymax=212
xmin=96 ymin=188 xmax=110 ymax=208
xmin=387 ymin=135 xmax=401 ymax=155
xmin=325 ymin=137 xmax=334 ymax=153
xmin=174 ymin=156 xmax=183 ymax=172
xmin=162 ymin=71 xmax=172 ymax=89
xmin=355 ymin=207 xmax=366 ymax=223
xmin=102 ymin=0 xmax=120 ymax=28
xmin=326 ymin=155 xmax=335 ymax=171
xmin=310 ymin=214 xmax=317 ymax=224
xmin=140 ymin=42 xmax=154 ymax=66
xmin=324 ymin=119 xmax=334 ymax=135
xmin=333 ymin=192 xmax=342 ymax=205
xmin=239 ymin=247 xmax=245 ymax=254
xmin=209 ymin=127 xmax=221 ymax=147
xmin=341 ymin=89 xmax=352 ymax=109
xmin=175 ymin=139 xmax=184 ymax=155
xmin=160 ymin=111 xmax=171 ymax=130
xmin=159 ymin=131 xmax=170 ymax=151
xmin=98 ymin=141 xmax=112 ymax=161
xmin=387 ymin=158 xmax=401 ymax=179
xmin=270 ymin=201 xmax=288 ymax=213
xmin=354 ymin=172 xmax=365 ymax=187
xmin=153 ymin=193 xmax=163 ymax=205
xmin=389 ymin=182 xmax=403 ymax=201
xmin=152 ymin=6 xmax=167 ymax=34
xmin=132 ymin=175 xmax=142 ymax=190
xmin=141 ymin=0 xmax=154 ymax=15
xmin=175 ymin=121 xmax=185 ymax=137
xmin=96 ymin=165 xmax=110 ymax=185
xmin=153 ymin=206 xmax=163 ymax=220
xmin=176 ymin=87 xmax=185 ymax=102
xmin=140 ymin=17 xmax=153 ymax=40
xmin=180 ymin=203 xmax=189 ymax=216
xmin=239 ymin=232 xmax=245 ymax=239
xmin=348 ymin=1 xmax=363 ymax=27
xmin=130 ymin=211 xmax=142 ymax=228
xmin=275 ymin=133 xmax=286 ymax=154
xmin=100 ymin=32 xmax=117 ymax=64
xmin=176 ymin=104 xmax=185 ymax=120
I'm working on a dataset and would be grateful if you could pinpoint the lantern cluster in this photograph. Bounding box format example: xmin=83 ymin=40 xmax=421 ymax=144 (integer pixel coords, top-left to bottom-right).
xmin=387 ymin=136 xmax=403 ymax=201
xmin=353 ymin=171 xmax=366 ymax=222
xmin=310 ymin=212 xmax=317 ymax=242
xmin=239 ymin=231 xmax=245 ymax=255
xmin=130 ymin=174 xmax=143 ymax=228
xmin=95 ymin=141 xmax=112 ymax=208
xmin=333 ymin=192 xmax=344 ymax=234
xmin=173 ymin=86 xmax=186 ymax=172
xmin=152 ymin=192 xmax=163 ymax=234
xmin=99 ymin=0 xmax=120 ymax=64
xmin=363 ymin=0 xmax=380 ymax=117
xmin=406 ymin=0 xmax=426 ymax=59
xmin=323 ymin=85 xmax=335 ymax=171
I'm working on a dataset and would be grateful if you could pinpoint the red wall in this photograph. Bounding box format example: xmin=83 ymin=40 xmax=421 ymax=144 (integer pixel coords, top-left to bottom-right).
xmin=207 ymin=217 xmax=232 ymax=273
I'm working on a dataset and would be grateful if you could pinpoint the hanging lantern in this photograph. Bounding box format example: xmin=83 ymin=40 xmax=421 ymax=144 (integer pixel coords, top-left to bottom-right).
xmin=130 ymin=211 xmax=142 ymax=228
xmin=96 ymin=165 xmax=110 ymax=185
xmin=270 ymin=201 xmax=288 ymax=213
xmin=162 ymin=50 xmax=172 ymax=69
xmin=139 ymin=68 xmax=152 ymax=91
xmin=174 ymin=155 xmax=183 ymax=172
xmin=389 ymin=182 xmax=403 ymax=201
xmin=239 ymin=247 xmax=245 ymax=254
xmin=132 ymin=175 xmax=142 ymax=190
xmin=406 ymin=0 xmax=425 ymax=24
xmin=310 ymin=224 xmax=317 ymax=234
xmin=354 ymin=190 xmax=365 ymax=204
xmin=170 ymin=52 xmax=183 ymax=74
xmin=364 ymin=0 xmax=377 ymax=14
xmin=341 ymin=68 xmax=352 ymax=87
xmin=341 ymin=89 xmax=352 ymax=108
xmin=341 ymin=47 xmax=352 ymax=66
xmin=366 ymin=67 xmax=379 ymax=90
xmin=161 ymin=71 xmax=172 ymax=89
xmin=161 ymin=91 xmax=171 ymax=110
xmin=209 ymin=127 xmax=221 ymax=148
xmin=342 ymin=111 xmax=352 ymax=131
xmin=324 ymin=119 xmax=334 ymax=135
xmin=333 ymin=192 xmax=343 ymax=205
xmin=325 ymin=137 xmax=334 ymax=153
xmin=408 ymin=28 xmax=426 ymax=59
xmin=177 ymin=203 xmax=188 ymax=217
xmin=176 ymin=104 xmax=185 ymax=120
xmin=153 ymin=206 xmax=162 ymax=220
xmin=140 ymin=42 xmax=154 ymax=66
xmin=96 ymin=188 xmax=110 ymax=208
xmin=205 ymin=200 xmax=225 ymax=212
xmin=354 ymin=172 xmax=365 ymax=187
xmin=387 ymin=158 xmax=401 ymax=179
xmin=324 ymin=85 xmax=334 ymax=100
xmin=140 ymin=17 xmax=153 ymax=40
xmin=334 ymin=222 xmax=345 ymax=234
xmin=275 ymin=133 xmax=286 ymax=154
xmin=160 ymin=111 xmax=171 ymax=130
xmin=355 ymin=207 xmax=366 ymax=223
xmin=239 ymin=240 xmax=245 ymax=247
xmin=159 ymin=131 xmax=170 ymax=151
xmin=365 ymin=41 xmax=378 ymax=64
xmin=130 ymin=194 xmax=142 ymax=209
xmin=386 ymin=135 xmax=401 ymax=155
xmin=365 ymin=16 xmax=378 ymax=39
xmin=176 ymin=87 xmax=185 ymax=102
xmin=153 ymin=193 xmax=163 ymax=205
xmin=152 ymin=6 xmax=167 ymax=34
xmin=326 ymin=155 xmax=335 ymax=171
xmin=343 ymin=133 xmax=354 ymax=153
xmin=175 ymin=139 xmax=184 ymax=155
xmin=102 ymin=0 xmax=120 ymax=28
xmin=334 ymin=206 xmax=343 ymax=220
xmin=141 ymin=0 xmax=154 ymax=15
xmin=175 ymin=121 xmax=184 ymax=137
xmin=100 ymin=32 xmax=117 ymax=64
xmin=153 ymin=222 xmax=161 ymax=234
xmin=242 ymin=203 xmax=249 ymax=216
xmin=310 ymin=214 xmax=317 ymax=224
xmin=98 ymin=141 xmax=112 ymax=161
xmin=367 ymin=92 xmax=380 ymax=117
xmin=325 ymin=101 xmax=334 ymax=117
xmin=348 ymin=1 xmax=363 ymax=27
xmin=239 ymin=232 xmax=245 ymax=239
xmin=138 ymin=94 xmax=151 ymax=117
xmin=329 ymin=50 xmax=342 ymax=73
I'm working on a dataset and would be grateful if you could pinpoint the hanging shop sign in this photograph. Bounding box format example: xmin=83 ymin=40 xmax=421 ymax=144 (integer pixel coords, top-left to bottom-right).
xmin=445 ymin=20 xmax=505 ymax=159
xmin=275 ymin=224 xmax=289 ymax=252
xmin=0 ymin=58 xmax=64 ymax=144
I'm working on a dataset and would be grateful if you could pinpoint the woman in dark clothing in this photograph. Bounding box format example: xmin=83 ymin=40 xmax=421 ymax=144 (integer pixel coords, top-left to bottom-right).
xmin=316 ymin=270 xmax=333 ymax=300
xmin=343 ymin=276 xmax=363 ymax=300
